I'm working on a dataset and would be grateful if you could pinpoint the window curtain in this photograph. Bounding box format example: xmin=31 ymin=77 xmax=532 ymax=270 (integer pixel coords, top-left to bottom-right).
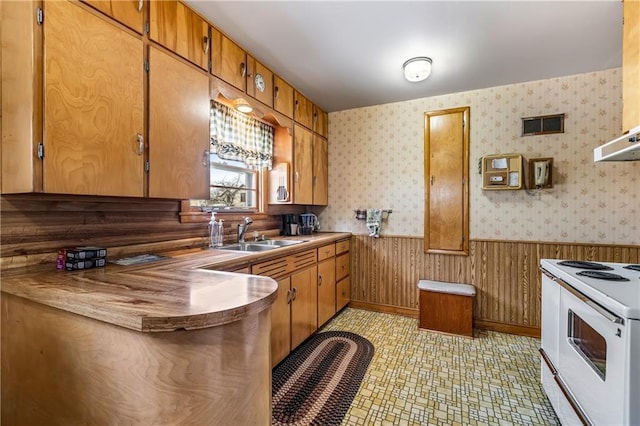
xmin=210 ymin=102 xmax=274 ymax=169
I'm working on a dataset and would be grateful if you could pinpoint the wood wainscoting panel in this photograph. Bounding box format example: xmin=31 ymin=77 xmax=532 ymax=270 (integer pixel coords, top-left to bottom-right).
xmin=350 ymin=235 xmax=639 ymax=335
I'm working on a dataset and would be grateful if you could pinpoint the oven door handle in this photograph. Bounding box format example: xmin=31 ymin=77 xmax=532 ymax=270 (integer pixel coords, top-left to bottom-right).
xmin=556 ymin=276 xmax=624 ymax=325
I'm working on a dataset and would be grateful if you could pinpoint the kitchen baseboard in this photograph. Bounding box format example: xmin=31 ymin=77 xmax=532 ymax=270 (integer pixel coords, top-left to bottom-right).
xmin=348 ymin=301 xmax=419 ymax=319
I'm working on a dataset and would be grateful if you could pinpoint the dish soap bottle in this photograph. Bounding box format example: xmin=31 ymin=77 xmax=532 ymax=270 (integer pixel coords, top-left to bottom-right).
xmin=209 ymin=212 xmax=218 ymax=248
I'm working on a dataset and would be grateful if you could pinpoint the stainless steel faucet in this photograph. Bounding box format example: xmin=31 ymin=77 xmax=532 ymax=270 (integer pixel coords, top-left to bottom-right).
xmin=237 ymin=216 xmax=254 ymax=243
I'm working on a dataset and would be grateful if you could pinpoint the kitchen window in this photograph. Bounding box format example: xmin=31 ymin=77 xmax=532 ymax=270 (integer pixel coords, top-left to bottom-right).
xmin=188 ymin=101 xmax=274 ymax=214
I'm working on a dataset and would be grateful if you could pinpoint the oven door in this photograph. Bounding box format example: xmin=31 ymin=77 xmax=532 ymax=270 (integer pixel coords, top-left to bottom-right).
xmin=558 ymin=281 xmax=626 ymax=425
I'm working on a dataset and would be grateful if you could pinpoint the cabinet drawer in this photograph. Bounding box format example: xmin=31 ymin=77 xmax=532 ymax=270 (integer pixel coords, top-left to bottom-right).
xmin=335 ymin=239 xmax=350 ymax=255
xmin=336 ymin=253 xmax=350 ymax=281
xmin=317 ymin=244 xmax=335 ymax=261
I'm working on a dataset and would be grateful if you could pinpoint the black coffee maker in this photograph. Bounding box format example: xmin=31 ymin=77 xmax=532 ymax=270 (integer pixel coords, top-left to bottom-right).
xmin=282 ymin=214 xmax=298 ymax=236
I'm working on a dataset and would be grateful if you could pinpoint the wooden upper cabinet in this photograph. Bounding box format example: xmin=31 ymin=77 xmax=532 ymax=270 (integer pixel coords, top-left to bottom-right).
xmin=313 ymin=105 xmax=328 ymax=138
xmin=294 ymin=91 xmax=314 ymax=130
xmin=246 ymin=55 xmax=273 ymax=108
xmin=148 ymin=0 xmax=209 ymax=70
xmin=148 ymin=46 xmax=210 ymax=199
xmin=43 ymin=0 xmax=144 ymax=197
xmin=274 ymin=76 xmax=294 ymax=118
xmin=81 ymin=0 xmax=144 ymax=34
xmin=623 ymin=0 xmax=640 ymax=132
xmin=424 ymin=107 xmax=470 ymax=255
xmin=312 ymin=135 xmax=328 ymax=206
xmin=210 ymin=27 xmax=247 ymax=91
xmin=293 ymin=125 xmax=314 ymax=205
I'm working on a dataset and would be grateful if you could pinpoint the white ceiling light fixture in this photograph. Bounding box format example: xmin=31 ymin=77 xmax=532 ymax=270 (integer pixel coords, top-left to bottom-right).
xmin=403 ymin=57 xmax=432 ymax=82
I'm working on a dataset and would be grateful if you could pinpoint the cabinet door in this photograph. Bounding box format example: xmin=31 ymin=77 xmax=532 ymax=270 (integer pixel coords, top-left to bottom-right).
xmin=336 ymin=276 xmax=350 ymax=312
xmin=313 ymin=105 xmax=328 ymax=138
xmin=291 ymin=265 xmax=317 ymax=349
xmin=312 ymin=135 xmax=328 ymax=205
xmin=43 ymin=0 xmax=144 ymax=196
xmin=424 ymin=107 xmax=469 ymax=255
xmin=211 ymin=27 xmax=247 ymax=91
xmin=623 ymin=0 xmax=640 ymax=132
xmin=317 ymin=257 xmax=336 ymax=326
xmin=271 ymin=277 xmax=292 ymax=367
xmin=273 ymin=76 xmax=294 ymax=118
xmin=148 ymin=47 xmax=210 ymax=199
xmin=149 ymin=0 xmax=209 ymax=70
xmin=294 ymin=91 xmax=313 ymax=129
xmin=293 ymin=125 xmax=313 ymax=204
xmin=82 ymin=0 xmax=144 ymax=34
xmin=246 ymin=56 xmax=273 ymax=108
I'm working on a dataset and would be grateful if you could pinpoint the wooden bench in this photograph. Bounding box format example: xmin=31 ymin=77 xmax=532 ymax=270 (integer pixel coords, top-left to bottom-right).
xmin=418 ymin=280 xmax=476 ymax=338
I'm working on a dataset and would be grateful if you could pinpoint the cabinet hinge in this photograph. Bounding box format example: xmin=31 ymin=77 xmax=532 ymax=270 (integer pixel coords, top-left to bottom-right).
xmin=36 ymin=8 xmax=44 ymax=25
xmin=144 ymin=161 xmax=150 ymax=172
xmin=37 ymin=143 xmax=44 ymax=159
xmin=144 ymin=21 xmax=150 ymax=34
xmin=462 ymin=119 xmax=466 ymax=128
xmin=144 ymin=60 xmax=149 ymax=72
xmin=208 ymin=60 xmax=212 ymax=73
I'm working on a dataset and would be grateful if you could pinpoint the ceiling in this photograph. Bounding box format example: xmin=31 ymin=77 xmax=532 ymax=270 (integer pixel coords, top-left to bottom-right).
xmin=186 ymin=1 xmax=623 ymax=113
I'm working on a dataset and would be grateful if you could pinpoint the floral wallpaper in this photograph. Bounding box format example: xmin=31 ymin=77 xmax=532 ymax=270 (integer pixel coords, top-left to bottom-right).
xmin=317 ymin=68 xmax=639 ymax=245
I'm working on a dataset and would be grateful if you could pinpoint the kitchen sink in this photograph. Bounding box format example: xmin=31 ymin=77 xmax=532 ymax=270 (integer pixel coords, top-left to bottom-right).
xmin=252 ymin=239 xmax=305 ymax=247
xmin=217 ymin=239 xmax=305 ymax=252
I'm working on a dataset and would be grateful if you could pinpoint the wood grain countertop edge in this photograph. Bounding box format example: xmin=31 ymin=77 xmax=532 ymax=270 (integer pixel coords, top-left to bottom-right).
xmin=0 ymin=232 xmax=351 ymax=333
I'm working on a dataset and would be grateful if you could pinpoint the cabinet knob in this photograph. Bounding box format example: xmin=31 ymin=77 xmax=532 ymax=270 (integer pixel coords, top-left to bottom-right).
xmin=291 ymin=287 xmax=297 ymax=301
xmin=274 ymin=86 xmax=279 ymax=99
xmin=202 ymin=150 xmax=209 ymax=166
xmin=137 ymin=0 xmax=143 ymax=12
xmin=240 ymin=62 xmax=246 ymax=78
xmin=318 ymin=274 xmax=323 ymax=285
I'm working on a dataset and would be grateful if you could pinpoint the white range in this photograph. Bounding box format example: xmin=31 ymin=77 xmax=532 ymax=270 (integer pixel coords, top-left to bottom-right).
xmin=540 ymin=259 xmax=640 ymax=426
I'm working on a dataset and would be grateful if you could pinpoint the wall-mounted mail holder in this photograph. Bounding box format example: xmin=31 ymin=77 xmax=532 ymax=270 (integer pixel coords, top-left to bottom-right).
xmin=481 ymin=154 xmax=524 ymax=190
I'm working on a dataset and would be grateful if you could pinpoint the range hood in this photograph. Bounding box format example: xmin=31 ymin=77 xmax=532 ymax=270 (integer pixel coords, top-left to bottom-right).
xmin=594 ymin=125 xmax=640 ymax=162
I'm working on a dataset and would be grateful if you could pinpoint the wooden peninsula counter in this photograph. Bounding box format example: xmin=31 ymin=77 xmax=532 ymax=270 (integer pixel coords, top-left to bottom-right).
xmin=1 ymin=247 xmax=282 ymax=425
xmin=1 ymin=232 xmax=351 ymax=425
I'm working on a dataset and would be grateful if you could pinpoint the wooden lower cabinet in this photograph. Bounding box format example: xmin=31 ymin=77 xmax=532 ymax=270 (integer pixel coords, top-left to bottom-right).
xmin=290 ymin=265 xmax=318 ymax=349
xmin=317 ymin=255 xmax=336 ymax=326
xmin=270 ymin=277 xmax=292 ymax=366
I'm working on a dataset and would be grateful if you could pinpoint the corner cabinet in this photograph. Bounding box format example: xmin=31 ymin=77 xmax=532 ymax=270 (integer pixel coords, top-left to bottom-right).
xmin=148 ymin=47 xmax=210 ymax=199
xmin=43 ymin=0 xmax=145 ymax=197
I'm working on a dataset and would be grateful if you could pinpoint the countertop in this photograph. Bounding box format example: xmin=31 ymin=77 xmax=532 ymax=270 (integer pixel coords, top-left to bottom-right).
xmin=0 ymin=232 xmax=351 ymax=333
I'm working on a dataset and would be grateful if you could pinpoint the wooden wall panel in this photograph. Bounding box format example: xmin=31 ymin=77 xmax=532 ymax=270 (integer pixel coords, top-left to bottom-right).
xmin=0 ymin=194 xmax=282 ymax=269
xmin=350 ymin=235 xmax=639 ymax=335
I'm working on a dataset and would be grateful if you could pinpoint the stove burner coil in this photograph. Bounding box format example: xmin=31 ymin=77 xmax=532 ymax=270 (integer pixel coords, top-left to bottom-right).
xmin=576 ymin=270 xmax=630 ymax=281
xmin=623 ymin=264 xmax=640 ymax=272
xmin=558 ymin=260 xmax=613 ymax=271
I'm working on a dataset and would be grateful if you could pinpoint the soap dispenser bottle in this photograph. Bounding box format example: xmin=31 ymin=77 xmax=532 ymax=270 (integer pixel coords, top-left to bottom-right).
xmin=209 ymin=212 xmax=218 ymax=248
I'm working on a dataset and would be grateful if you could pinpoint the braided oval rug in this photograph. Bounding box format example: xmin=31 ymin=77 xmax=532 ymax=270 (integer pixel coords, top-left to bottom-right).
xmin=272 ymin=331 xmax=374 ymax=426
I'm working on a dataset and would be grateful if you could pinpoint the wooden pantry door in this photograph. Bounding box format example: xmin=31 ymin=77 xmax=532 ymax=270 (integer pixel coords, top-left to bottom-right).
xmin=424 ymin=107 xmax=469 ymax=255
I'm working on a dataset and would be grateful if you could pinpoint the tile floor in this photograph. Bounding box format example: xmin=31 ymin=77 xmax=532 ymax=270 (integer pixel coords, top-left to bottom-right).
xmin=320 ymin=308 xmax=559 ymax=426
